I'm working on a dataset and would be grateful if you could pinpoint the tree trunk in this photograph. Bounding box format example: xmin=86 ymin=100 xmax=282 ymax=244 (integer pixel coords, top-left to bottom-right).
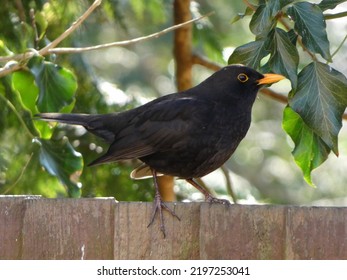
xmin=158 ymin=0 xmax=193 ymax=201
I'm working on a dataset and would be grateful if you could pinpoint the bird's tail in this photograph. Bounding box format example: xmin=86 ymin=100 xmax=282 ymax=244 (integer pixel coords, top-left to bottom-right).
xmin=35 ymin=113 xmax=116 ymax=143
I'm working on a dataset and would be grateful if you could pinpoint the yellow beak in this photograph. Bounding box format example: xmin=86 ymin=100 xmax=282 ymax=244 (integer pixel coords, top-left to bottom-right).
xmin=257 ymin=73 xmax=285 ymax=85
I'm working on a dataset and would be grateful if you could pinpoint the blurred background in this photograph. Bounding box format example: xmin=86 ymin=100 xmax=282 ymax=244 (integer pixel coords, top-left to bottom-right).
xmin=1 ymin=0 xmax=347 ymax=206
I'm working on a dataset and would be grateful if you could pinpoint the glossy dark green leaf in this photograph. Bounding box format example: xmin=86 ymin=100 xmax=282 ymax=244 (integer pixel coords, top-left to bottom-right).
xmin=288 ymin=62 xmax=347 ymax=155
xmin=318 ymin=0 xmax=346 ymax=11
xmin=28 ymin=56 xmax=77 ymax=112
xmin=282 ymin=106 xmax=330 ymax=186
xmin=269 ymin=0 xmax=295 ymax=15
xmin=250 ymin=4 xmax=276 ymax=36
xmin=268 ymin=28 xmax=299 ymax=89
xmin=287 ymin=29 xmax=298 ymax=46
xmin=34 ymin=137 xmax=83 ymax=197
xmin=228 ymin=40 xmax=270 ymax=69
xmin=287 ymin=2 xmax=331 ymax=61
xmin=249 ymin=0 xmax=293 ymax=37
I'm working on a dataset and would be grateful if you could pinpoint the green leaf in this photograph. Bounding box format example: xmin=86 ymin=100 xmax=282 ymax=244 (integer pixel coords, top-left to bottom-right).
xmin=288 ymin=62 xmax=347 ymax=155
xmin=250 ymin=4 xmax=276 ymax=37
xmin=28 ymin=56 xmax=77 ymax=112
xmin=268 ymin=28 xmax=299 ymax=89
xmin=287 ymin=29 xmax=298 ymax=46
xmin=12 ymin=70 xmax=39 ymax=114
xmin=282 ymin=106 xmax=330 ymax=186
xmin=269 ymin=0 xmax=295 ymax=15
xmin=34 ymin=137 xmax=83 ymax=197
xmin=318 ymin=0 xmax=346 ymax=11
xmin=287 ymin=2 xmax=331 ymax=61
xmin=12 ymin=70 xmax=53 ymax=139
xmin=228 ymin=40 xmax=270 ymax=69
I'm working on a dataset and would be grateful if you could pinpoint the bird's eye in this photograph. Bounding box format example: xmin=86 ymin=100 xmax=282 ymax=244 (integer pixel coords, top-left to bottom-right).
xmin=237 ymin=73 xmax=249 ymax=83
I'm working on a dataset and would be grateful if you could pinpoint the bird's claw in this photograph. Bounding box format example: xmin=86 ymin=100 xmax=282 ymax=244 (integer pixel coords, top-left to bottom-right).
xmin=148 ymin=194 xmax=180 ymax=238
xmin=206 ymin=195 xmax=231 ymax=206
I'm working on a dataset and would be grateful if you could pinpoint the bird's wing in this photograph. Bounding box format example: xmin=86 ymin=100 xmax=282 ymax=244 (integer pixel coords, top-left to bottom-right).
xmin=89 ymin=96 xmax=212 ymax=165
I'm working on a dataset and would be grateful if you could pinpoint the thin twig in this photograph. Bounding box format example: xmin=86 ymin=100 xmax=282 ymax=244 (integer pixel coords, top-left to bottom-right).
xmin=331 ymin=33 xmax=347 ymax=59
xmin=0 ymin=62 xmax=22 ymax=78
xmin=0 ymin=93 xmax=35 ymax=138
xmin=14 ymin=0 xmax=26 ymax=22
xmin=325 ymin=11 xmax=347 ymax=20
xmin=30 ymin=8 xmax=39 ymax=49
xmin=260 ymin=87 xmax=288 ymax=103
xmin=0 ymin=0 xmax=102 ymax=76
xmin=0 ymin=9 xmax=213 ymax=78
xmin=49 ymin=12 xmax=214 ymax=54
xmin=243 ymin=0 xmax=256 ymax=11
xmin=220 ymin=165 xmax=237 ymax=203
xmin=2 ymin=153 xmax=34 ymax=195
xmin=39 ymin=0 xmax=102 ymax=56
xmin=0 ymin=13 xmax=212 ymax=60
xmin=192 ymin=54 xmax=222 ymax=71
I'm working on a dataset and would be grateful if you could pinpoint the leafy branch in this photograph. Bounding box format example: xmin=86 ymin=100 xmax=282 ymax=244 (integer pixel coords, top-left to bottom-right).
xmin=230 ymin=0 xmax=347 ymax=185
xmin=0 ymin=0 xmax=213 ymax=77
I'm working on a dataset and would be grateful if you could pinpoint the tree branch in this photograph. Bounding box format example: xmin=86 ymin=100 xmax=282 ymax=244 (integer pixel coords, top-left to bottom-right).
xmin=39 ymin=0 xmax=102 ymax=56
xmin=48 ymin=13 xmax=214 ymax=55
xmin=0 ymin=5 xmax=213 ymax=78
xmin=192 ymin=54 xmax=221 ymax=71
xmin=260 ymin=87 xmax=288 ymax=103
xmin=242 ymin=0 xmax=256 ymax=11
xmin=173 ymin=0 xmax=193 ymax=91
xmin=324 ymin=11 xmax=347 ymax=20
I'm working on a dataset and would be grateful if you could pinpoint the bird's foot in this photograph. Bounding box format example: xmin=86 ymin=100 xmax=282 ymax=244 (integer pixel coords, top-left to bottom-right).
xmin=148 ymin=193 xmax=180 ymax=238
xmin=186 ymin=178 xmax=231 ymax=206
xmin=148 ymin=168 xmax=180 ymax=238
xmin=205 ymin=194 xmax=231 ymax=206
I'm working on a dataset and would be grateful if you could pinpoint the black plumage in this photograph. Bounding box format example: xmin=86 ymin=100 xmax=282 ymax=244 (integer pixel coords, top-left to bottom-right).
xmin=36 ymin=65 xmax=284 ymax=236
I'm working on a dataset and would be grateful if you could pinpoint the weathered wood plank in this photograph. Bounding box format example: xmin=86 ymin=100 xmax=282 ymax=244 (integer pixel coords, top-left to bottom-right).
xmin=1 ymin=196 xmax=347 ymax=260
xmin=285 ymin=206 xmax=347 ymax=259
xmin=21 ymin=198 xmax=115 ymax=260
xmin=113 ymin=202 xmax=200 ymax=259
xmin=0 ymin=196 xmax=41 ymax=260
xmin=199 ymin=204 xmax=286 ymax=259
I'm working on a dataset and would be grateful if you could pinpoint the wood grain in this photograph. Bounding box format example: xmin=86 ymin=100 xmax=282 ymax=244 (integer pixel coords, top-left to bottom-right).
xmin=21 ymin=198 xmax=114 ymax=259
xmin=1 ymin=197 xmax=346 ymax=260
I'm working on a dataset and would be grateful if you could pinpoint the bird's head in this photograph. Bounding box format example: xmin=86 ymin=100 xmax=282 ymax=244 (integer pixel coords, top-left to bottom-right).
xmin=200 ymin=64 xmax=285 ymax=104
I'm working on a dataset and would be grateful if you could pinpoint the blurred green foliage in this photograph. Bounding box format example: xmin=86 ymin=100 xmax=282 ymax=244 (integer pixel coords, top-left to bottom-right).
xmin=1 ymin=0 xmax=347 ymax=206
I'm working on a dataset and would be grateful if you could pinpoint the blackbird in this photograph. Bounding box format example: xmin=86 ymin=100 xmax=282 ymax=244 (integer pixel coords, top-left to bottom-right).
xmin=36 ymin=65 xmax=284 ymax=236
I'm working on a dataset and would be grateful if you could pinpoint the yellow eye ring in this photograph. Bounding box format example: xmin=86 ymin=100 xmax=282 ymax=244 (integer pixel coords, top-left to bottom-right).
xmin=237 ymin=73 xmax=249 ymax=83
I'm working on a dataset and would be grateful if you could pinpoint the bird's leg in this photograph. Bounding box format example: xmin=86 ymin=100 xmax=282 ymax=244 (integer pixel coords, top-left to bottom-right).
xmin=148 ymin=169 xmax=180 ymax=237
xmin=186 ymin=178 xmax=231 ymax=205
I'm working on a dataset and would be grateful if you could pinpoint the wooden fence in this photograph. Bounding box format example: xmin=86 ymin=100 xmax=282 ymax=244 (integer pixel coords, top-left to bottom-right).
xmin=0 ymin=195 xmax=346 ymax=259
